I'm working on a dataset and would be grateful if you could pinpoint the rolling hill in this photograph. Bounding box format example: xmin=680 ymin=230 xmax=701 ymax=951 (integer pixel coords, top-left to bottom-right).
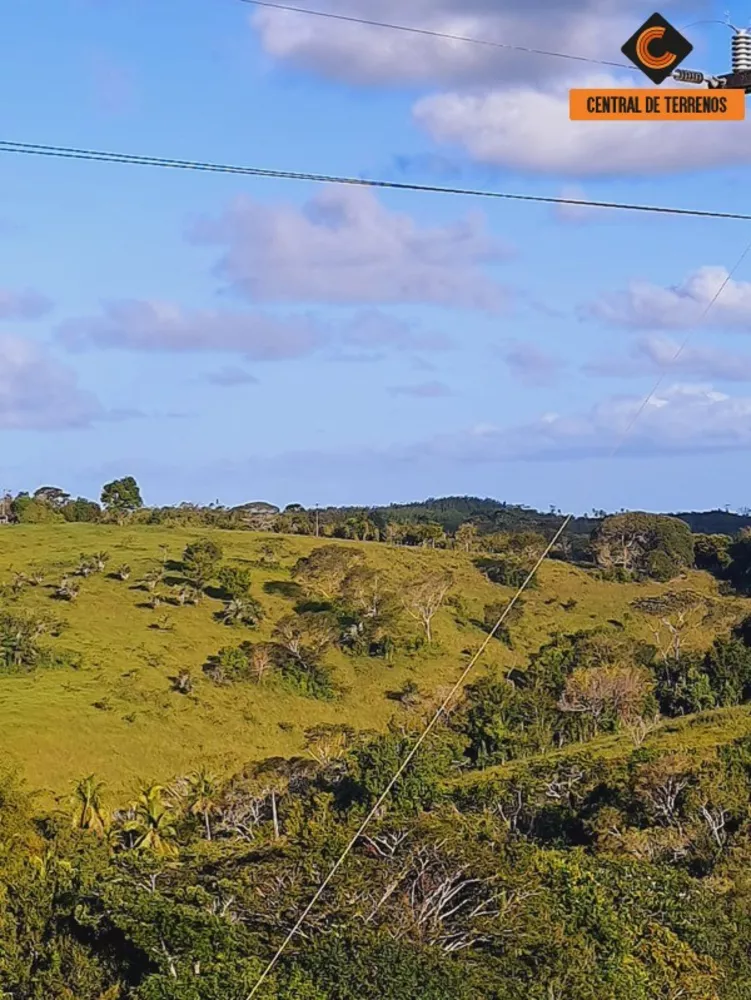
xmin=0 ymin=522 xmax=745 ymax=801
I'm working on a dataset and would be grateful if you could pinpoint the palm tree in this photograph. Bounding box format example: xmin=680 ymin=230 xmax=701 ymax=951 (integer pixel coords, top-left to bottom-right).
xmin=174 ymin=584 xmax=201 ymax=607
xmin=186 ymin=768 xmax=221 ymax=840
xmin=221 ymin=597 xmax=263 ymax=627
xmin=93 ymin=551 xmax=110 ymax=573
xmin=71 ymin=774 xmax=107 ymax=835
xmin=116 ymin=564 xmax=131 ymax=581
xmin=142 ymin=568 xmax=162 ymax=592
xmin=123 ymin=783 xmax=178 ymax=857
xmin=56 ymin=577 xmax=80 ymax=602
xmin=78 ymin=555 xmax=97 ymax=577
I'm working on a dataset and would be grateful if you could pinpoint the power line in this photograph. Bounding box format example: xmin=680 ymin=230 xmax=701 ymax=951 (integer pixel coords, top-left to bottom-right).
xmin=239 ymin=0 xmax=637 ymax=72
xmin=2 ymin=141 xmax=751 ymax=223
xmin=244 ymin=236 xmax=751 ymax=998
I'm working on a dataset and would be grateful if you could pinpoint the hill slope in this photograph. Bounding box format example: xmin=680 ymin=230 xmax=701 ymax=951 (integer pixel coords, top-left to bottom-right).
xmin=0 ymin=523 xmax=744 ymax=800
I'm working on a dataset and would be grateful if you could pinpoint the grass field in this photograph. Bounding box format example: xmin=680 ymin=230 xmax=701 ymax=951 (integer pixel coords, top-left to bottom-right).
xmin=0 ymin=523 xmax=746 ymax=802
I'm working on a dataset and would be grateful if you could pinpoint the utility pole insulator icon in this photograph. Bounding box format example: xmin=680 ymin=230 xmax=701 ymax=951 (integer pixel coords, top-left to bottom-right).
xmin=672 ymin=24 xmax=751 ymax=92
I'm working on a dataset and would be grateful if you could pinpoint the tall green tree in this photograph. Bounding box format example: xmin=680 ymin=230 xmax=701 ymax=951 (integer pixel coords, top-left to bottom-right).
xmin=100 ymin=476 xmax=143 ymax=521
xmin=182 ymin=539 xmax=223 ymax=589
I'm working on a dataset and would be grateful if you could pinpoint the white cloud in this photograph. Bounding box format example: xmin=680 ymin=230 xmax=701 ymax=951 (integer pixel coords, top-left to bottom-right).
xmin=343 ymin=310 xmax=453 ymax=351
xmin=0 ymin=334 xmax=103 ymax=430
xmin=56 ymin=301 xmax=324 ymax=359
xmin=503 ymin=340 xmax=563 ymax=386
xmin=188 ymin=186 xmax=510 ymax=310
xmin=585 ymin=335 xmax=751 ymax=382
xmin=585 ymin=266 xmax=751 ymax=330
xmin=416 ymin=382 xmax=751 ymax=462
xmin=249 ymin=0 xmax=640 ymax=87
xmin=414 ymin=74 xmax=751 ymax=177
xmin=0 ymin=288 xmax=53 ymax=321
xmin=55 ymin=301 xmax=456 ymax=361
xmin=388 ymin=380 xmax=452 ymax=397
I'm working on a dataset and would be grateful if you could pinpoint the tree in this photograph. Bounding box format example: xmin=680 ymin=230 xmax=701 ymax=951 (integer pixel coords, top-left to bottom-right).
xmin=703 ymin=635 xmax=751 ymax=706
xmin=217 ymin=564 xmax=254 ymax=600
xmin=416 ymin=521 xmax=445 ymax=548
xmin=0 ymin=610 xmax=50 ymax=671
xmin=121 ymin=784 xmax=178 ymax=856
xmin=142 ymin=568 xmax=162 ymax=592
xmin=273 ymin=613 xmax=337 ymax=668
xmin=558 ymin=664 xmax=654 ymax=734
xmin=276 ymin=505 xmax=313 ymax=535
xmin=303 ymin=724 xmax=357 ymax=765
xmin=185 ymin=768 xmax=220 ymax=840
xmin=341 ymin=566 xmax=396 ymax=621
xmin=182 ymin=538 xmax=223 ymax=588
xmin=55 ymin=577 xmax=80 ymax=602
xmin=384 ymin=522 xmax=408 ymax=546
xmin=631 ymin=590 xmax=721 ymax=665
xmin=591 ymin=512 xmax=694 ymax=580
xmin=33 ymin=486 xmax=70 ymax=507
xmin=100 ymin=476 xmax=143 ymax=520
xmin=455 ymin=523 xmax=478 ymax=552
xmin=61 ymin=496 xmax=102 ymax=522
xmin=343 ymin=515 xmax=379 ymax=542
xmin=10 ymin=493 xmax=64 ymax=523
xmin=292 ymin=545 xmax=364 ymax=601
xmin=402 ymin=571 xmax=453 ymax=642
xmin=220 ymin=597 xmax=264 ymax=628
xmin=694 ymin=533 xmax=732 ymax=576
xmin=482 ymin=598 xmax=525 ymax=647
xmin=634 ymin=753 xmax=694 ymax=828
xmin=71 ymin=774 xmax=108 ymax=836
xmin=726 ymin=529 xmax=751 ymax=593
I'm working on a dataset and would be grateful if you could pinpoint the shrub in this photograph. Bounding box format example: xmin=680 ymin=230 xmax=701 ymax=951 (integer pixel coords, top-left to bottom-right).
xmin=217 ymin=565 xmax=254 ymax=600
xmin=182 ymin=538 xmax=223 ymax=588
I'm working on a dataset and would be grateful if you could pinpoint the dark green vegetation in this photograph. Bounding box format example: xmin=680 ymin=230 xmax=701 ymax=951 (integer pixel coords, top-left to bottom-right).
xmin=6 ymin=482 xmax=751 ymax=997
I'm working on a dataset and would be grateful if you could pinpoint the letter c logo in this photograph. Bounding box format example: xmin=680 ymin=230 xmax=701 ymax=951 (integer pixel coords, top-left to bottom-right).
xmin=635 ymin=26 xmax=676 ymax=69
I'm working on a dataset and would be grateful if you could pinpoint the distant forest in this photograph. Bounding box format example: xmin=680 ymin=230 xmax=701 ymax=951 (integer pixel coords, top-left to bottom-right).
xmin=5 ymin=485 xmax=751 ymax=540
xmin=331 ymin=496 xmax=751 ymax=538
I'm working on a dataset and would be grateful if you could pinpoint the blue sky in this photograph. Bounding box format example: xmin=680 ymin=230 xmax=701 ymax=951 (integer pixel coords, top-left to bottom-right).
xmin=3 ymin=0 xmax=751 ymax=514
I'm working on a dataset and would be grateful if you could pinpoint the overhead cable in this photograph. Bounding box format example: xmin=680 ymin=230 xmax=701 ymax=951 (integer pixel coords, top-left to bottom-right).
xmin=239 ymin=0 xmax=637 ymax=71
xmin=2 ymin=141 xmax=750 ymax=222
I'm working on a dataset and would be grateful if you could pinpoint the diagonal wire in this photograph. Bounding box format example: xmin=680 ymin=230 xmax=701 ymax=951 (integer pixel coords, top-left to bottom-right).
xmin=3 ymin=141 xmax=751 ymax=223
xmin=244 ymin=235 xmax=751 ymax=998
xmin=607 ymin=240 xmax=751 ymax=457
xmin=244 ymin=517 xmax=571 ymax=997
xmin=239 ymin=0 xmax=638 ymax=71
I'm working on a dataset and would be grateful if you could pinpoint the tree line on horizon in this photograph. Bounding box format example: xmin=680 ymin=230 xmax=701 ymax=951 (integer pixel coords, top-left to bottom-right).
xmin=4 ymin=477 xmax=751 ymax=589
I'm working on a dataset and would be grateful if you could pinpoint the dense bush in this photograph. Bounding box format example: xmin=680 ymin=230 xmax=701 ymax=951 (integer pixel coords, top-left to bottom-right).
xmin=591 ymin=512 xmax=694 ymax=581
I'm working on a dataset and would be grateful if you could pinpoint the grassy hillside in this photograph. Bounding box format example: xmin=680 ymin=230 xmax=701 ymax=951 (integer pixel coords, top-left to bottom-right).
xmin=0 ymin=523 xmax=745 ymax=802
